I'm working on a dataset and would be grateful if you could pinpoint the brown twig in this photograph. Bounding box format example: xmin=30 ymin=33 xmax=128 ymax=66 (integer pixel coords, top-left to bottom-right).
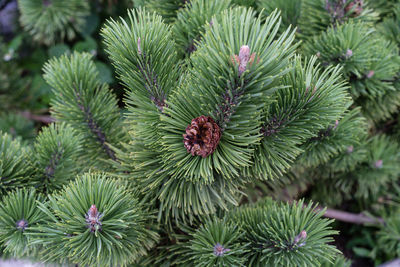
xmin=315 ymin=205 xmax=385 ymax=225
xmin=378 ymin=258 xmax=400 ymax=267
xmin=277 ymin=180 xmax=385 ymax=226
xmin=73 ymin=87 xmax=117 ymax=161
xmin=20 ymin=111 xmax=55 ymax=124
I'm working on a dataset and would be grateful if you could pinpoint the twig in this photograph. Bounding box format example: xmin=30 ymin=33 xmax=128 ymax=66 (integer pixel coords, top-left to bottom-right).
xmin=378 ymin=258 xmax=400 ymax=267
xmin=20 ymin=111 xmax=55 ymax=124
xmin=278 ymin=182 xmax=385 ymax=226
xmin=73 ymin=87 xmax=117 ymax=161
xmin=315 ymin=206 xmax=385 ymax=225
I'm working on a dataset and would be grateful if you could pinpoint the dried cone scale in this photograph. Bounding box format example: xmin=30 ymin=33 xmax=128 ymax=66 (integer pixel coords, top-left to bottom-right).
xmin=183 ymin=115 xmax=221 ymax=158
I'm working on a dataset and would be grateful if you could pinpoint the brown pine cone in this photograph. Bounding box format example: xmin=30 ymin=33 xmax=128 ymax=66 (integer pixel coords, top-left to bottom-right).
xmin=183 ymin=115 xmax=221 ymax=158
xmin=345 ymin=0 xmax=363 ymax=17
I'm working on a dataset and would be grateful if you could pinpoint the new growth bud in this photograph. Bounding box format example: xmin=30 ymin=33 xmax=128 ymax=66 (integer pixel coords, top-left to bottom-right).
xmin=345 ymin=49 xmax=353 ymax=58
xmin=238 ymin=45 xmax=251 ymax=76
xmin=85 ymin=204 xmax=103 ymax=233
xmin=293 ymin=230 xmax=307 ymax=248
xmin=347 ymin=145 xmax=354 ymax=154
xmin=333 ymin=120 xmax=339 ymax=130
xmin=294 ymin=230 xmax=307 ymax=244
xmin=232 ymin=45 xmax=258 ymax=76
xmin=374 ymin=160 xmax=383 ymax=169
xmin=16 ymin=219 xmax=28 ymax=232
xmin=366 ymin=70 xmax=375 ymax=78
xmin=213 ymin=243 xmax=231 ymax=256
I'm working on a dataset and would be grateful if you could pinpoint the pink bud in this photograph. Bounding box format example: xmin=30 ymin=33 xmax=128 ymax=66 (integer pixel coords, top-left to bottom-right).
xmin=213 ymin=243 xmax=230 ymax=256
xmin=316 ymin=52 xmax=321 ymax=58
xmin=16 ymin=219 xmax=28 ymax=231
xmin=239 ymin=45 xmax=250 ymax=61
xmin=345 ymin=49 xmax=353 ymax=58
xmin=238 ymin=45 xmax=251 ymax=76
xmin=366 ymin=70 xmax=375 ymax=78
xmin=374 ymin=160 xmax=383 ymax=169
xmin=333 ymin=120 xmax=339 ymax=130
xmin=86 ymin=204 xmax=103 ymax=232
xmin=294 ymin=230 xmax=307 ymax=244
xmin=300 ymin=230 xmax=307 ymax=239
xmin=347 ymin=145 xmax=354 ymax=153
xmin=89 ymin=204 xmax=98 ymax=217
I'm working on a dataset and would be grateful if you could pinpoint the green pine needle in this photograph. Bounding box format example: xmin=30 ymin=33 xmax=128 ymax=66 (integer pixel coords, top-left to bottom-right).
xmin=31 ymin=172 xmax=159 ymax=266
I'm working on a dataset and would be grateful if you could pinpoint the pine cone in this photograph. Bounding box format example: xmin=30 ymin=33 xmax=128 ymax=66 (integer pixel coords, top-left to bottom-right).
xmin=345 ymin=0 xmax=363 ymax=17
xmin=183 ymin=115 xmax=221 ymax=158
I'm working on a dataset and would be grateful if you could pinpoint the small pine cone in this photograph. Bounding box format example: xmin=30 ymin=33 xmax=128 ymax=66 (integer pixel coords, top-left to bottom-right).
xmin=183 ymin=115 xmax=221 ymax=158
xmin=345 ymin=0 xmax=363 ymax=17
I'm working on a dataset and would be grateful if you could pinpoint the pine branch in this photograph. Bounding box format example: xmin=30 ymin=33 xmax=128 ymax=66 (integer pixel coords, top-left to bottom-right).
xmin=173 ymin=0 xmax=231 ymax=55
xmin=277 ymin=180 xmax=384 ymax=225
xmin=227 ymin=199 xmax=339 ymax=266
xmin=72 ymin=86 xmax=116 ymax=161
xmin=162 ymin=9 xmax=297 ymax=183
xmin=102 ymin=9 xmax=180 ymax=147
xmin=214 ymin=78 xmax=246 ymax=131
xmin=30 ymin=123 xmax=83 ymax=192
xmin=309 ymin=121 xmax=338 ymax=141
xmin=260 ymin=115 xmax=285 ymax=137
xmin=44 ymin=52 xmax=126 ymax=168
xmin=32 ymin=173 xmax=158 ymax=266
xmin=0 ymin=131 xmax=32 ymax=195
xmin=18 ymin=0 xmax=90 ymax=44
xmin=315 ymin=206 xmax=384 ymax=225
xmin=0 ymin=188 xmax=46 ymax=257
xmin=298 ymin=108 xmax=367 ymax=168
xmin=20 ymin=111 xmax=55 ymax=124
xmin=44 ymin=146 xmax=63 ymax=180
xmin=136 ymin=51 xmax=167 ymax=112
xmin=379 ymin=259 xmax=400 ymax=267
xmin=299 ymin=0 xmax=378 ymax=40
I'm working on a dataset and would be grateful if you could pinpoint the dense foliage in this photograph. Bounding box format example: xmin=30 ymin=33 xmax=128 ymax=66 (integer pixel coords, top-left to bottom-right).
xmin=1 ymin=0 xmax=400 ymax=266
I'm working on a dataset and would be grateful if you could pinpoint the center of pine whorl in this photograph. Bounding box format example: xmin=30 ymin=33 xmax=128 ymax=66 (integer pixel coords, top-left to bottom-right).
xmin=85 ymin=204 xmax=103 ymax=232
xmin=183 ymin=115 xmax=221 ymax=158
xmin=16 ymin=219 xmax=28 ymax=231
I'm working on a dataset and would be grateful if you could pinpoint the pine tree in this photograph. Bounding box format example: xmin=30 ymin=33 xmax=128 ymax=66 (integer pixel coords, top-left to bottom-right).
xmin=28 ymin=123 xmax=83 ymax=192
xmin=0 ymin=131 xmax=32 ymax=196
xmin=2 ymin=0 xmax=400 ymax=265
xmin=0 ymin=188 xmax=45 ymax=257
xmin=29 ymin=173 xmax=158 ymax=266
xmin=0 ymin=39 xmax=32 ymax=112
xmin=43 ymin=52 xmax=128 ymax=169
xmin=17 ymin=0 xmax=90 ymax=45
xmin=298 ymin=0 xmax=378 ymax=40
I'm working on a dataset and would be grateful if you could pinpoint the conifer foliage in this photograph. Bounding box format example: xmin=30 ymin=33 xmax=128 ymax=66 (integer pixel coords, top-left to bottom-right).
xmin=17 ymin=0 xmax=90 ymax=45
xmin=31 ymin=173 xmax=158 ymax=266
xmin=43 ymin=52 xmax=127 ymax=168
xmin=1 ymin=0 xmax=400 ymax=266
xmin=0 ymin=188 xmax=45 ymax=257
xmin=0 ymin=132 xmax=31 ymax=195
